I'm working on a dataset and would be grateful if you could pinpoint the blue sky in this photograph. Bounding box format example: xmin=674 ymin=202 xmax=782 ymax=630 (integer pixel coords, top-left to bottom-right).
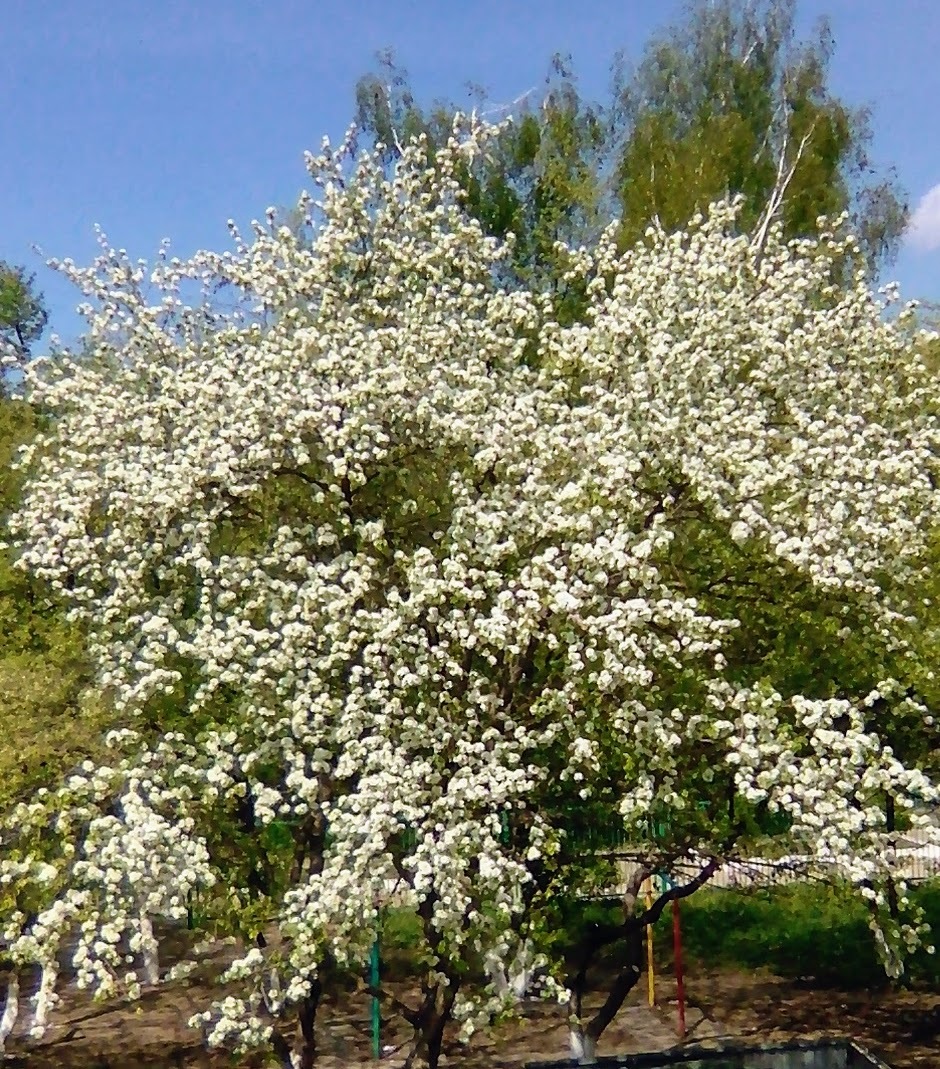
xmin=2 ymin=0 xmax=939 ymax=345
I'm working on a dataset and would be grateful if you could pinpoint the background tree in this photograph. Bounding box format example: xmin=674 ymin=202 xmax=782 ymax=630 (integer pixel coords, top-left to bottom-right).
xmin=0 ymin=396 xmax=103 ymax=812
xmin=613 ymin=0 xmax=907 ymax=268
xmin=0 ymin=265 xmax=101 ymax=811
xmin=354 ymin=0 xmax=907 ymax=292
xmin=0 ymin=263 xmax=47 ymax=361
xmin=355 ymin=51 xmax=609 ymax=320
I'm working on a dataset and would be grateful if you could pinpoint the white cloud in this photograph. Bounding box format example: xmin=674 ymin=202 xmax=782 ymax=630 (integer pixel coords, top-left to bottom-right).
xmin=906 ymin=183 xmax=940 ymax=251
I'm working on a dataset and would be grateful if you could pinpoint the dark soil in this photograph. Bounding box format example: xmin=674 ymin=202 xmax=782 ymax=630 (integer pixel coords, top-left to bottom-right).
xmin=4 ymin=967 xmax=939 ymax=1068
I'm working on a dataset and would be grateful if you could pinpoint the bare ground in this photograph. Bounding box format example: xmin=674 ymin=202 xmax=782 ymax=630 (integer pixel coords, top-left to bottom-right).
xmin=4 ymin=968 xmax=940 ymax=1069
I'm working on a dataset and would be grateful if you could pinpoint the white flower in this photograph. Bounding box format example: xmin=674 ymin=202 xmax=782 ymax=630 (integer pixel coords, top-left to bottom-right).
xmin=3 ymin=116 xmax=939 ymax=1064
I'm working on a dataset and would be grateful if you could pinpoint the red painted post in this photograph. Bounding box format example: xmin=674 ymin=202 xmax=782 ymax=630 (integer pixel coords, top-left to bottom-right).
xmin=672 ymin=898 xmax=686 ymax=1040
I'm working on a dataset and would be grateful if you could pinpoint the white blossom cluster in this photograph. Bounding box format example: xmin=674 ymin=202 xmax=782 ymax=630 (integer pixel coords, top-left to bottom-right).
xmin=0 ymin=733 xmax=215 ymax=1042
xmin=3 ymin=119 xmax=940 ymax=1056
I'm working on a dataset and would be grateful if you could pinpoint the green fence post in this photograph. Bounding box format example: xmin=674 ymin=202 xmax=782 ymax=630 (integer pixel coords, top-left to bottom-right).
xmin=370 ymin=935 xmax=381 ymax=1058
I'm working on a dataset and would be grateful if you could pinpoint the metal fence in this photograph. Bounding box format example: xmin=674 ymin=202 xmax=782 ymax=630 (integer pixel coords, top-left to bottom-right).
xmin=598 ymin=835 xmax=940 ymax=898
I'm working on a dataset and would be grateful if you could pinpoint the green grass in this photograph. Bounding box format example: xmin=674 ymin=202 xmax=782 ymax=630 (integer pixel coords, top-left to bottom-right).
xmin=375 ymin=881 xmax=940 ymax=989
xmin=654 ymin=881 xmax=940 ymax=988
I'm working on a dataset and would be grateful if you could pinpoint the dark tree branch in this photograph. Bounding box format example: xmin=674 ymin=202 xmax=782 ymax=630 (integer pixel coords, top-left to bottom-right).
xmin=633 ymin=857 xmax=721 ymax=931
xmin=272 ymin=467 xmax=331 ymax=494
xmin=586 ymin=925 xmax=644 ymax=1042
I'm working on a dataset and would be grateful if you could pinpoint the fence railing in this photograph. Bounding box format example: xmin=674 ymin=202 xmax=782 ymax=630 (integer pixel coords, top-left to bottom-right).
xmin=599 ymin=837 xmax=940 ymax=897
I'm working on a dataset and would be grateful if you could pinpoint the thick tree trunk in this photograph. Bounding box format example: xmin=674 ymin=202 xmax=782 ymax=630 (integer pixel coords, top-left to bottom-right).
xmin=270 ymin=984 xmax=322 ymax=1069
xmin=568 ymin=1023 xmax=596 ymax=1064
xmin=585 ymin=927 xmax=644 ymax=1048
xmin=568 ymin=925 xmax=644 ymax=1065
xmin=292 ymin=984 xmax=322 ymax=1069
xmin=568 ymin=859 xmax=718 ymax=1060
xmin=565 ymin=859 xmax=720 ymax=1063
xmin=0 ymin=972 xmax=19 ymax=1051
xmin=405 ymin=981 xmax=459 ymax=1069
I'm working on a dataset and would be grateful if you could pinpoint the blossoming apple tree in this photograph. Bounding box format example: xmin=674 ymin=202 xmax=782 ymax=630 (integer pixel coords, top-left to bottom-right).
xmin=2 ymin=119 xmax=940 ymax=1067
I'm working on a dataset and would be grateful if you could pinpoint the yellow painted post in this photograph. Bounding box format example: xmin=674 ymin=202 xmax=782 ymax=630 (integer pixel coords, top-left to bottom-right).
xmin=644 ymin=876 xmax=655 ymax=1006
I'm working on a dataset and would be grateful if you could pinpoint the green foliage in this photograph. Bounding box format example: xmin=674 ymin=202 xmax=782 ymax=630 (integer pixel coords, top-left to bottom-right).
xmin=352 ymin=0 xmax=907 ymax=295
xmin=355 ymin=52 xmax=606 ymax=316
xmin=378 ymin=908 xmax=428 ymax=978
xmin=0 ymin=395 xmax=99 ymax=809
xmin=613 ymin=0 xmax=893 ymax=261
xmin=663 ymin=883 xmax=884 ymax=986
xmin=650 ymin=882 xmax=940 ymax=988
xmin=467 ymin=881 xmax=940 ymax=990
xmin=614 ymin=0 xmax=906 ymax=273
xmin=0 ymin=656 xmax=110 ymax=810
xmin=0 ymin=261 xmax=48 ymax=358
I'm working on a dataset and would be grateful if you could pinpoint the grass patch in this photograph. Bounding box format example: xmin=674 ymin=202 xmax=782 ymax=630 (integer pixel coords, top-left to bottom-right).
xmin=653 ymin=881 xmax=940 ymax=988
xmin=375 ymin=881 xmax=940 ymax=990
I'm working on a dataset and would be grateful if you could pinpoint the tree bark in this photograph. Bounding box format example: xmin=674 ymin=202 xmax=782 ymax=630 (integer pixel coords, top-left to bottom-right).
xmin=0 ymin=971 xmax=19 ymax=1051
xmin=567 ymin=924 xmax=645 ymax=1064
xmin=567 ymin=857 xmax=720 ymax=1063
xmin=292 ymin=984 xmax=322 ymax=1069
xmin=270 ymin=984 xmax=322 ymax=1069
xmin=585 ymin=925 xmax=644 ymax=1049
xmin=405 ymin=980 xmax=460 ymax=1069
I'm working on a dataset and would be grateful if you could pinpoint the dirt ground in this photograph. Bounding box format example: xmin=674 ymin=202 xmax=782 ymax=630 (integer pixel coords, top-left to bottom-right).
xmin=4 ymin=967 xmax=940 ymax=1069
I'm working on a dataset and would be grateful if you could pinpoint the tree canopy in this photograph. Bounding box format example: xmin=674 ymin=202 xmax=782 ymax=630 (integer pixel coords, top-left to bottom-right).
xmin=354 ymin=0 xmax=907 ymax=291
xmin=1 ymin=119 xmax=937 ymax=1068
xmin=0 ymin=5 xmax=927 ymax=1066
xmin=0 ymin=263 xmax=47 ymax=361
